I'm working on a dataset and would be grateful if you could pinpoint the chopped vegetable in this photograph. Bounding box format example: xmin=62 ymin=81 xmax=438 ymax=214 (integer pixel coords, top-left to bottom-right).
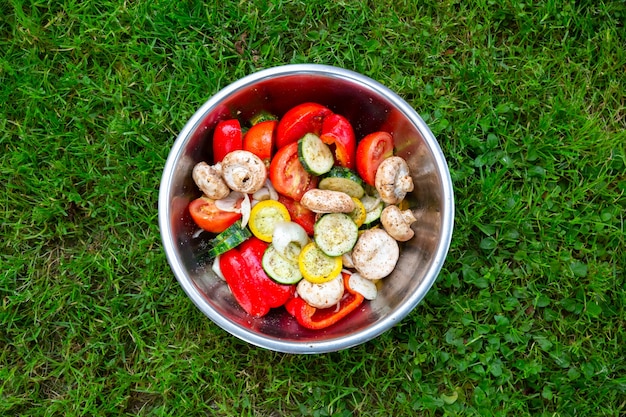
xmin=248 ymin=200 xmax=291 ymax=242
xmin=272 ymin=221 xmax=309 ymax=262
xmin=262 ymin=244 xmax=303 ymax=285
xmin=298 ymin=133 xmax=335 ymax=176
xmin=318 ymin=166 xmax=365 ymax=198
xmin=213 ymin=119 xmax=243 ymax=164
xmin=275 ymin=102 xmax=332 ymax=149
xmin=243 ymin=119 xmax=276 ymax=162
xmin=314 ymin=213 xmax=359 ymax=257
xmin=207 ymin=220 xmax=252 ymax=258
xmin=296 ymin=273 xmax=344 ymax=309
xmin=278 ymin=194 xmax=316 ymax=236
xmin=192 ymin=161 xmax=230 ymax=200
xmin=221 ymin=150 xmax=268 ymax=194
xmin=300 ymin=189 xmax=355 ymax=214
xmin=347 ymin=197 xmax=367 ymax=227
xmin=361 ymin=194 xmax=384 ymax=226
xmin=380 ymin=205 xmax=417 ymax=242
xmin=320 ymin=113 xmax=356 ymax=170
xmin=351 ymin=228 xmax=399 ymax=280
xmin=348 ymin=272 xmax=378 ymax=300
xmin=298 ymin=242 xmax=342 ymax=284
xmin=356 ymin=131 xmax=394 ymax=186
xmin=249 ymin=111 xmax=278 ymax=125
xmin=189 ymin=196 xmax=242 ymax=234
xmin=270 ymin=141 xmax=317 ymax=201
xmin=285 ymin=273 xmax=364 ymax=330
xmin=220 ymin=237 xmax=294 ymax=317
xmin=374 ymin=156 xmax=414 ymax=205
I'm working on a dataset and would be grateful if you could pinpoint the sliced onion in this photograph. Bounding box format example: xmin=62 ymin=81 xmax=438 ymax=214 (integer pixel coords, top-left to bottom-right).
xmin=342 ymin=252 xmax=355 ymax=269
xmin=362 ymin=197 xmax=381 ymax=212
xmin=348 ymin=273 xmax=378 ymax=300
xmin=240 ymin=193 xmax=251 ymax=229
xmin=215 ymin=191 xmax=244 ymax=213
xmin=192 ymin=228 xmax=204 ymax=239
xmin=252 ymin=179 xmax=278 ymax=203
xmin=252 ymin=187 xmax=271 ymax=202
xmin=272 ymin=221 xmax=309 ymax=263
xmin=212 ymin=255 xmax=225 ymax=281
xmin=265 ymin=179 xmax=279 ymax=201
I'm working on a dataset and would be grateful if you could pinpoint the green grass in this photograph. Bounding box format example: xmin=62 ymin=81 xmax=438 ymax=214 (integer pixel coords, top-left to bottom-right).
xmin=1 ymin=0 xmax=625 ymax=415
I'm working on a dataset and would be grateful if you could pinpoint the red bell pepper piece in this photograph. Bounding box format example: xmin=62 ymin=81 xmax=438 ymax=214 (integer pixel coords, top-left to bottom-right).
xmin=275 ymin=102 xmax=333 ymax=149
xmin=213 ymin=119 xmax=243 ymax=163
xmin=320 ymin=113 xmax=356 ymax=170
xmin=285 ymin=273 xmax=365 ymax=330
xmin=220 ymin=237 xmax=294 ymax=317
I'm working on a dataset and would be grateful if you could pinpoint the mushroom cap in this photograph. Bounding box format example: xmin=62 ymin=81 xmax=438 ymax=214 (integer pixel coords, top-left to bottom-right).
xmin=221 ymin=150 xmax=267 ymax=194
xmin=375 ymin=156 xmax=414 ymax=205
xmin=300 ymin=189 xmax=355 ymax=213
xmin=297 ymin=274 xmax=344 ymax=309
xmin=381 ymin=205 xmax=416 ymax=242
xmin=352 ymin=228 xmax=399 ymax=280
xmin=192 ymin=161 xmax=230 ymax=200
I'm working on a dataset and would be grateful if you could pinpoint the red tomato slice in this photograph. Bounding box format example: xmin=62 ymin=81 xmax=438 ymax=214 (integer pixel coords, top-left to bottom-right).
xmin=243 ymin=120 xmax=276 ymax=162
xmin=269 ymin=141 xmax=318 ymax=201
xmin=355 ymin=131 xmax=394 ymax=186
xmin=213 ymin=119 xmax=243 ymax=163
xmin=278 ymin=194 xmax=316 ymax=236
xmin=275 ymin=102 xmax=333 ymax=149
xmin=188 ymin=196 xmax=241 ymax=233
xmin=320 ymin=113 xmax=356 ymax=170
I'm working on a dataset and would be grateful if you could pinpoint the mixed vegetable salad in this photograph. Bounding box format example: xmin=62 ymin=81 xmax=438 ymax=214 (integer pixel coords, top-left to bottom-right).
xmin=188 ymin=102 xmax=417 ymax=330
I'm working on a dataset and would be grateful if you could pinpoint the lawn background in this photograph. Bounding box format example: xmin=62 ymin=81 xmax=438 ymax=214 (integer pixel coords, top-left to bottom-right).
xmin=1 ymin=0 xmax=625 ymax=416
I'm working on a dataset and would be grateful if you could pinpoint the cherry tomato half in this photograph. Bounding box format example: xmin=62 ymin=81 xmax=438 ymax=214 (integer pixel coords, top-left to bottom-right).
xmin=355 ymin=131 xmax=394 ymax=186
xmin=270 ymin=141 xmax=318 ymax=201
xmin=278 ymin=194 xmax=316 ymax=236
xmin=320 ymin=113 xmax=356 ymax=170
xmin=213 ymin=119 xmax=243 ymax=164
xmin=189 ymin=196 xmax=241 ymax=233
xmin=243 ymin=120 xmax=276 ymax=162
xmin=275 ymin=102 xmax=333 ymax=149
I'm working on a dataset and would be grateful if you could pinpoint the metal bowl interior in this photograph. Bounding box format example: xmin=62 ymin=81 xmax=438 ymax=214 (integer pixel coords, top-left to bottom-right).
xmin=158 ymin=64 xmax=454 ymax=353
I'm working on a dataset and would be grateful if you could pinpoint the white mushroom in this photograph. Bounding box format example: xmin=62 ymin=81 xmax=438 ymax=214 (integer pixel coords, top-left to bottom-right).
xmin=351 ymin=228 xmax=399 ymax=280
xmin=374 ymin=156 xmax=414 ymax=205
xmin=192 ymin=161 xmax=230 ymax=200
xmin=221 ymin=150 xmax=267 ymax=194
xmin=381 ymin=205 xmax=417 ymax=242
xmin=300 ymin=189 xmax=355 ymax=213
xmin=296 ymin=273 xmax=344 ymax=309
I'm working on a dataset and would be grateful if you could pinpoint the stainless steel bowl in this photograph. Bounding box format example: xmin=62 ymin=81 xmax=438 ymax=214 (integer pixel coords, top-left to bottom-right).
xmin=158 ymin=64 xmax=454 ymax=353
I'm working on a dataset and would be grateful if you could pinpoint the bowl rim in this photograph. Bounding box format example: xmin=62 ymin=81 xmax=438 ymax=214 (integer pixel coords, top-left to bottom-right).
xmin=158 ymin=64 xmax=454 ymax=353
